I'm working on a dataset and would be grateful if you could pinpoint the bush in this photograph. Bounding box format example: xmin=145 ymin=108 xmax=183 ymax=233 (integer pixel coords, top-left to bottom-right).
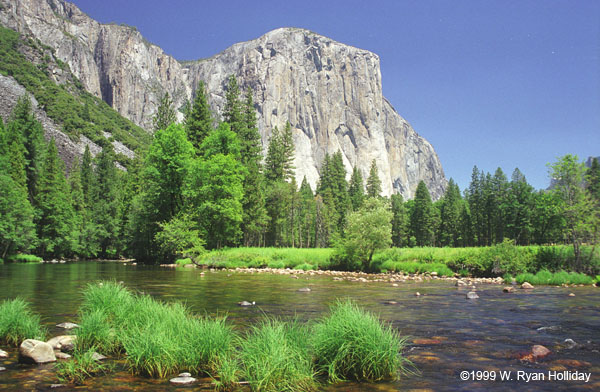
xmin=513 ymin=270 xmax=594 ymax=285
xmin=0 ymin=298 xmax=46 ymax=346
xmin=311 ymin=300 xmax=407 ymax=382
xmin=240 ymin=319 xmax=316 ymax=392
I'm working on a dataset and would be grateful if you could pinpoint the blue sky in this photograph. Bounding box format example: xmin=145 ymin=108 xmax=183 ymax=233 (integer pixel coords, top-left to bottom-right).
xmin=71 ymin=0 xmax=600 ymax=191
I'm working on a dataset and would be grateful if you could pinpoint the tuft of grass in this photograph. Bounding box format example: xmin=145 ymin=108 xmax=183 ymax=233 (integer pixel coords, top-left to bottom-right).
xmin=55 ymin=348 xmax=112 ymax=384
xmin=77 ymin=281 xmax=234 ymax=378
xmin=202 ymin=247 xmax=333 ymax=270
xmin=514 ymin=270 xmax=594 ymax=285
xmin=311 ymin=300 xmax=408 ymax=383
xmin=7 ymin=254 xmax=43 ymax=263
xmin=0 ymin=298 xmax=46 ymax=346
xmin=175 ymin=258 xmax=192 ymax=265
xmin=240 ymin=319 xmax=316 ymax=392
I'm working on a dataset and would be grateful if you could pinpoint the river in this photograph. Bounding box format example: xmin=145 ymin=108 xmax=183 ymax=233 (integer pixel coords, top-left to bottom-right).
xmin=0 ymin=261 xmax=598 ymax=391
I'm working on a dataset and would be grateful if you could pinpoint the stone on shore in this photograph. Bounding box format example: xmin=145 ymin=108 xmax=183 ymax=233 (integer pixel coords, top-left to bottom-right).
xmin=19 ymin=339 xmax=56 ymax=363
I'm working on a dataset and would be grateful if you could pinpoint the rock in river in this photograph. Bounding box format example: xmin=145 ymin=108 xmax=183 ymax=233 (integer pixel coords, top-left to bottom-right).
xmin=170 ymin=376 xmax=197 ymax=385
xmin=19 ymin=339 xmax=56 ymax=363
xmin=297 ymin=287 xmax=311 ymax=292
xmin=56 ymin=322 xmax=79 ymax=330
xmin=238 ymin=301 xmax=255 ymax=306
xmin=503 ymin=287 xmax=514 ymax=293
xmin=46 ymin=335 xmax=76 ymax=351
xmin=466 ymin=291 xmax=479 ymax=299
xmin=521 ymin=282 xmax=534 ymax=289
xmin=0 ymin=349 xmax=8 ymax=358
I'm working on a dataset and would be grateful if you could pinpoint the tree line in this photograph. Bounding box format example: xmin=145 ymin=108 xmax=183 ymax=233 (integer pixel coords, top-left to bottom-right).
xmin=1 ymin=77 xmax=598 ymax=266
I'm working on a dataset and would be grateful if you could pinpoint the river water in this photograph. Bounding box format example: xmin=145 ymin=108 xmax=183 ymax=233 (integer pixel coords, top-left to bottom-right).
xmin=0 ymin=261 xmax=598 ymax=391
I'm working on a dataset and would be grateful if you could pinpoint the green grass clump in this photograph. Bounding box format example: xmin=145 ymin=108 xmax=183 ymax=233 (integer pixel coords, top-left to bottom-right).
xmin=7 ymin=254 xmax=43 ymax=263
xmin=55 ymin=348 xmax=111 ymax=384
xmin=0 ymin=298 xmax=46 ymax=346
xmin=514 ymin=270 xmax=595 ymax=285
xmin=240 ymin=319 xmax=316 ymax=392
xmin=311 ymin=300 xmax=407 ymax=383
xmin=76 ymin=281 xmax=234 ymax=378
xmin=175 ymin=258 xmax=192 ymax=265
xmin=202 ymin=248 xmax=333 ymax=270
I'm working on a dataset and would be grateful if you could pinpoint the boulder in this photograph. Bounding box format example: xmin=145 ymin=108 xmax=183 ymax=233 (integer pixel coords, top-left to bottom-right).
xmin=466 ymin=291 xmax=479 ymax=299
xmin=521 ymin=282 xmax=534 ymax=289
xmin=54 ymin=351 xmax=71 ymax=359
xmin=19 ymin=339 xmax=56 ymax=363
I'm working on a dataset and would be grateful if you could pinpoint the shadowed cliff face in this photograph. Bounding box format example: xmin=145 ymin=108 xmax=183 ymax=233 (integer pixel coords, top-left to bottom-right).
xmin=0 ymin=0 xmax=447 ymax=199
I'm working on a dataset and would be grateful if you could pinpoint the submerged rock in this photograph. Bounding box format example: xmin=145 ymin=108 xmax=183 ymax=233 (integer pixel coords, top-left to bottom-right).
xmin=297 ymin=287 xmax=311 ymax=292
xmin=170 ymin=376 xmax=197 ymax=385
xmin=238 ymin=301 xmax=255 ymax=306
xmin=568 ymin=293 xmax=576 ymax=297
xmin=521 ymin=282 xmax=534 ymax=289
xmin=531 ymin=345 xmax=551 ymax=358
xmin=466 ymin=291 xmax=479 ymax=299
xmin=56 ymin=322 xmax=79 ymax=330
xmin=19 ymin=339 xmax=56 ymax=364
xmin=563 ymin=338 xmax=577 ymax=349
xmin=503 ymin=287 xmax=514 ymax=293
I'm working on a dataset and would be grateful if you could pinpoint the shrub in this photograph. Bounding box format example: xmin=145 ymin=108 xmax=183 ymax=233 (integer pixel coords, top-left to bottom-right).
xmin=240 ymin=319 xmax=316 ymax=392
xmin=514 ymin=270 xmax=594 ymax=285
xmin=0 ymin=298 xmax=46 ymax=345
xmin=311 ymin=300 xmax=407 ymax=382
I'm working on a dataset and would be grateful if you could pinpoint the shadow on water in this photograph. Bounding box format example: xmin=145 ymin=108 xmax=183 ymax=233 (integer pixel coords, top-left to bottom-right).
xmin=0 ymin=261 xmax=599 ymax=391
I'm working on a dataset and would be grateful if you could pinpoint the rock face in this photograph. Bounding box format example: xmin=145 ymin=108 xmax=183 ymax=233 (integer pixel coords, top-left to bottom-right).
xmin=1 ymin=0 xmax=447 ymax=198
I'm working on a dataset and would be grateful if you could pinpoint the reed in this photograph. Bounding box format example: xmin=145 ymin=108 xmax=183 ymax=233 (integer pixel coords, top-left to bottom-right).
xmin=55 ymin=348 xmax=111 ymax=384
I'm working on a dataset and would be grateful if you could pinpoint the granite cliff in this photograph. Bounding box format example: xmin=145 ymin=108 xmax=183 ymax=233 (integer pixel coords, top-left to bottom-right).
xmin=0 ymin=0 xmax=447 ymax=198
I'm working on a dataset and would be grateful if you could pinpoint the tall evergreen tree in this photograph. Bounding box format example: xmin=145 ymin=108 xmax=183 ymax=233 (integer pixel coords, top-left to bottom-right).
xmin=153 ymin=92 xmax=177 ymax=132
xmin=36 ymin=138 xmax=77 ymax=258
xmin=80 ymin=146 xmax=94 ymax=207
xmin=366 ymin=160 xmax=382 ymax=198
xmin=9 ymin=96 xmax=45 ymax=204
xmin=0 ymin=172 xmax=37 ymax=258
xmin=239 ymin=87 xmax=268 ymax=246
xmin=410 ymin=181 xmax=434 ymax=246
xmin=348 ymin=166 xmax=365 ymax=211
xmin=587 ymin=157 xmax=600 ymax=201
xmin=223 ymin=75 xmax=244 ymax=135
xmin=439 ymin=178 xmax=462 ymax=247
xmin=390 ymin=194 xmax=408 ymax=247
xmin=91 ymin=143 xmax=122 ymax=257
xmin=298 ymin=177 xmax=316 ymax=248
xmin=185 ymin=81 xmax=213 ymax=150
xmin=505 ymin=168 xmax=534 ymax=244
xmin=264 ymin=122 xmax=295 ymax=182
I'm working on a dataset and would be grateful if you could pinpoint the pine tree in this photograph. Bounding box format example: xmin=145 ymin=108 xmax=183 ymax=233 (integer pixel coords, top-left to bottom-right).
xmin=9 ymin=96 xmax=45 ymax=204
xmin=36 ymin=138 xmax=77 ymax=258
xmin=366 ymin=160 xmax=382 ymax=198
xmin=298 ymin=177 xmax=316 ymax=248
xmin=587 ymin=157 xmax=600 ymax=201
xmin=223 ymin=75 xmax=244 ymax=135
xmin=90 ymin=143 xmax=121 ymax=257
xmin=185 ymin=81 xmax=213 ymax=150
xmin=81 ymin=145 xmax=94 ymax=207
xmin=264 ymin=123 xmax=295 ymax=183
xmin=0 ymin=173 xmax=37 ymax=258
xmin=390 ymin=194 xmax=408 ymax=247
xmin=505 ymin=168 xmax=534 ymax=245
xmin=153 ymin=92 xmax=177 ymax=132
xmin=348 ymin=166 xmax=365 ymax=211
xmin=410 ymin=180 xmax=434 ymax=246
xmin=68 ymin=157 xmax=85 ymax=255
xmin=439 ymin=179 xmax=462 ymax=246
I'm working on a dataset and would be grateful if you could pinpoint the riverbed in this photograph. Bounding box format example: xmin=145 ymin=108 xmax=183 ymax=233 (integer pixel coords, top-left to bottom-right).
xmin=0 ymin=261 xmax=598 ymax=391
